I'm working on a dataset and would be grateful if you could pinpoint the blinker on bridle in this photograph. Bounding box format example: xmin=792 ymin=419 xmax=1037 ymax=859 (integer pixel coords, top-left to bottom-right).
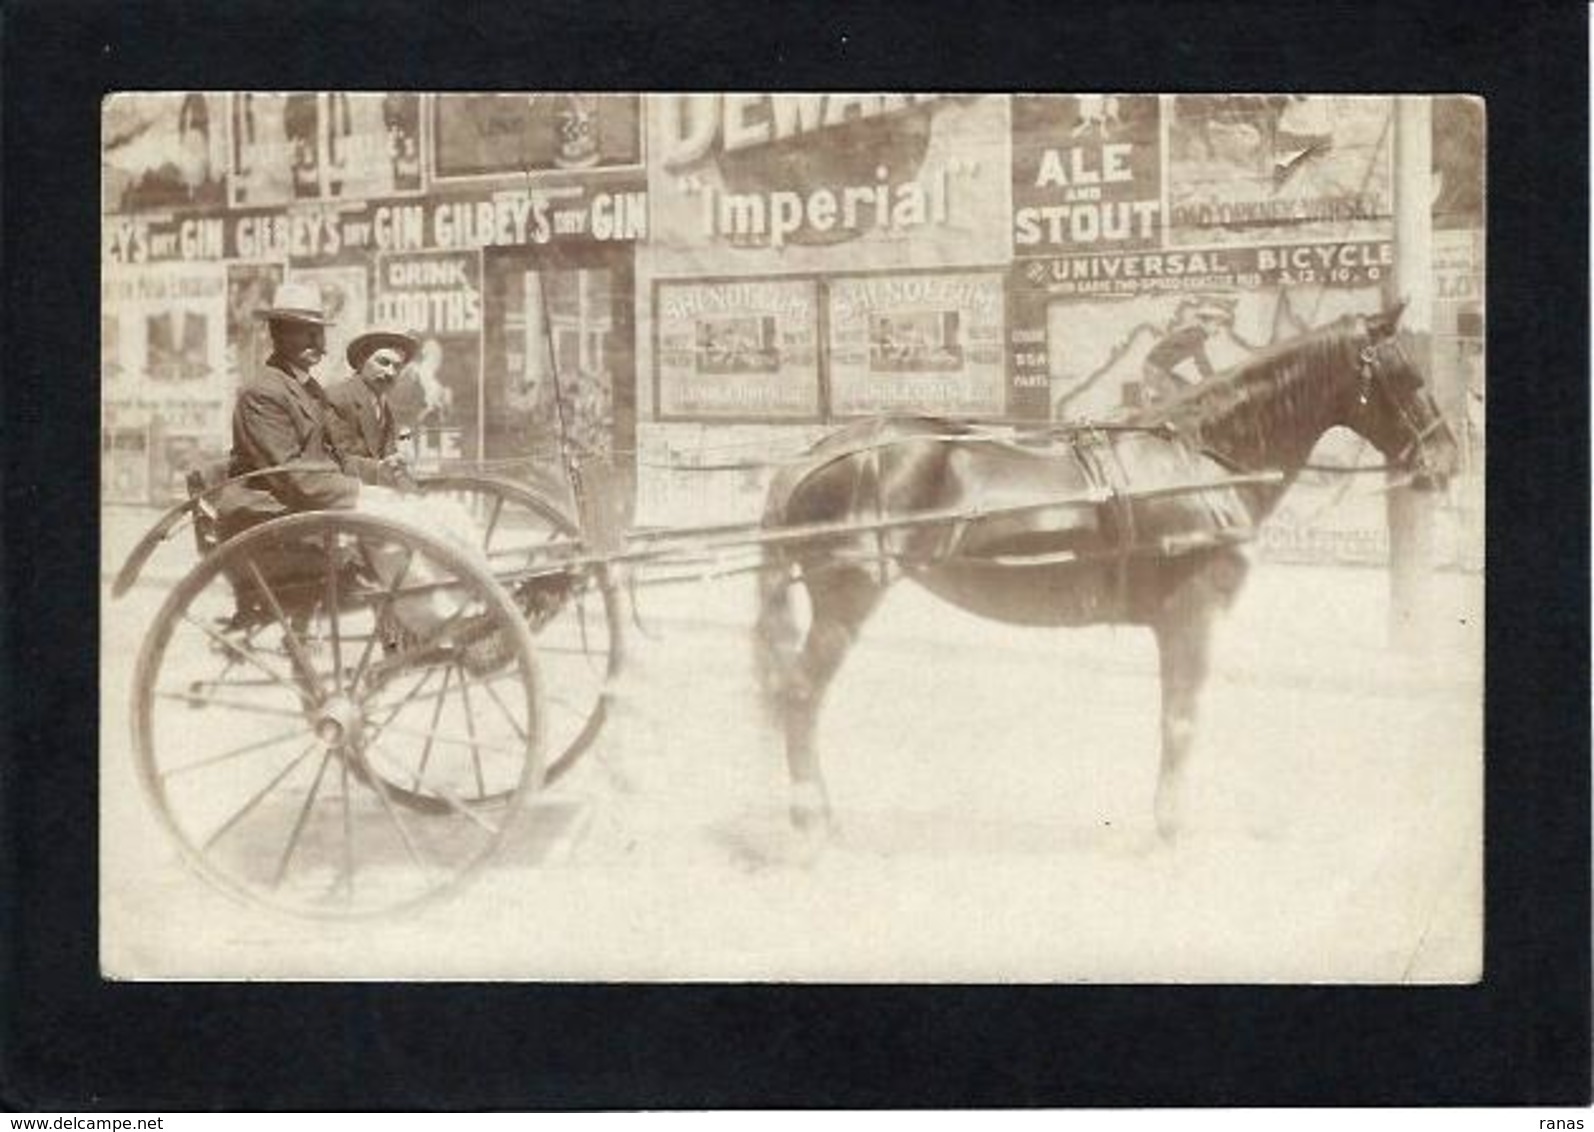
xmin=1357 ymin=344 xmax=1378 ymax=407
xmin=1357 ymin=333 xmax=1447 ymax=471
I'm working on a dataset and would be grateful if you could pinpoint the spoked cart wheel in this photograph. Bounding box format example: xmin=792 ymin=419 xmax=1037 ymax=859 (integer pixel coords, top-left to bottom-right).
xmin=414 ymin=474 xmax=623 ymax=786
xmin=132 ymin=511 xmax=543 ymax=920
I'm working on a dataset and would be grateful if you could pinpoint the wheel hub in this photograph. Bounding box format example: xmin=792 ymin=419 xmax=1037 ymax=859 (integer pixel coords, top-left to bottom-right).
xmin=313 ymin=695 xmax=365 ymax=749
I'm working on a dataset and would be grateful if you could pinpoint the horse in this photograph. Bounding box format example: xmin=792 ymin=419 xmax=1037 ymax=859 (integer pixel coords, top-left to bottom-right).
xmin=753 ymin=304 xmax=1460 ymax=840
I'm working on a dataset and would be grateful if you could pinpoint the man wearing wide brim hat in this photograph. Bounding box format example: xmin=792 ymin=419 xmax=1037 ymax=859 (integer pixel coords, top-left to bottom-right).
xmin=324 ymin=327 xmax=420 ymax=489
xmin=219 ymin=279 xmax=361 ymax=534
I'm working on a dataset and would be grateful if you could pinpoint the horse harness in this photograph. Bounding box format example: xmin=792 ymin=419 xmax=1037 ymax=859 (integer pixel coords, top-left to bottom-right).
xmin=881 ymin=425 xmax=1243 ymax=584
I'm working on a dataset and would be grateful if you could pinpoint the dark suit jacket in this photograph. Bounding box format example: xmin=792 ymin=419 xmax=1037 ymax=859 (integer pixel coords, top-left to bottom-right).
xmin=220 ymin=357 xmax=360 ymax=527
xmin=323 ymin=374 xmax=400 ymax=487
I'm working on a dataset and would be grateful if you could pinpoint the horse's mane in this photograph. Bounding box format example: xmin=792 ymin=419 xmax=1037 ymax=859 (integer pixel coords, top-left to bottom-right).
xmin=1129 ymin=316 xmax=1362 ymax=435
xmin=770 ymin=319 xmax=1364 ymax=520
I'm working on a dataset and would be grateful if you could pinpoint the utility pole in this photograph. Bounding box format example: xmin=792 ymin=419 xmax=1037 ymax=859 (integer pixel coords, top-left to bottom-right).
xmin=1387 ymin=95 xmax=1437 ymax=653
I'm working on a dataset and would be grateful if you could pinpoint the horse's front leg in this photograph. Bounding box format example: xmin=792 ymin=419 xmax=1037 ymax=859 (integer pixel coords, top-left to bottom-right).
xmin=1151 ymin=565 xmax=1236 ymax=841
xmin=1148 ymin=552 xmax=1246 ymax=839
xmin=1151 ymin=609 xmax=1211 ymax=841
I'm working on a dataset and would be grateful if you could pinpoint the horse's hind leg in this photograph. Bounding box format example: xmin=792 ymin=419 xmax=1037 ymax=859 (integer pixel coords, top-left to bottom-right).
xmin=779 ymin=565 xmax=884 ymax=833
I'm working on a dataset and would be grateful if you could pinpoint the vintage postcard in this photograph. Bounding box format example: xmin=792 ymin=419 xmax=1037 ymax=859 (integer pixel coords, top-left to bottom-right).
xmin=100 ymin=93 xmax=1484 ymax=982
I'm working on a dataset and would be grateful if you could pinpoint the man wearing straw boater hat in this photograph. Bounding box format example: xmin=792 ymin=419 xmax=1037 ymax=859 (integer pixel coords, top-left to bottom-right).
xmin=324 ymin=326 xmax=419 ymax=489
xmin=217 ymin=279 xmax=361 ymax=534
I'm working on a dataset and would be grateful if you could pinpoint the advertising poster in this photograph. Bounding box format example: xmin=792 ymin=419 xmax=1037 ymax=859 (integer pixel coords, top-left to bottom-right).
xmin=103 ymin=211 xmax=226 ymax=265
xmin=1012 ymin=93 xmax=1162 ymax=254
xmin=648 ymin=93 xmax=1010 ymax=273
xmin=358 ymin=182 xmax=648 ymax=252
xmin=284 ymin=265 xmax=369 ymax=386
xmin=1029 ymin=262 xmax=1410 ymax=568
xmin=231 ymin=92 xmax=316 ymax=205
xmin=1257 ymin=483 xmax=1394 ymax=568
xmin=103 ymin=181 xmax=647 ymax=267
xmin=1010 ymin=241 xmax=1392 ymax=419
xmin=373 ymin=249 xmax=484 ymax=465
xmin=1017 ymin=239 xmax=1394 ymax=299
xmin=827 ymin=271 xmax=1006 ymax=417
xmin=100 ymin=275 xmax=128 ymax=392
xmin=432 ymin=93 xmax=643 ymax=181
xmin=1432 ymin=95 xmax=1485 ymax=232
xmin=484 ymin=250 xmax=630 ymax=465
xmin=232 ymin=92 xmax=422 ymax=206
xmin=655 ymin=278 xmax=821 ymax=419
xmin=102 ymin=425 xmax=151 ymax=503
xmin=224 ymin=262 xmax=285 ymax=386
xmin=321 ymin=92 xmax=423 ymax=200
xmin=102 ymin=313 xmax=123 ymax=385
xmin=1431 ymin=227 xmax=1484 ymax=451
xmin=101 ymin=261 xmax=231 ymax=440
xmin=1166 ymin=95 xmax=1393 ymax=246
xmin=634 ymin=421 xmax=832 ymax=528
xmin=102 ymin=92 xmax=229 ymax=212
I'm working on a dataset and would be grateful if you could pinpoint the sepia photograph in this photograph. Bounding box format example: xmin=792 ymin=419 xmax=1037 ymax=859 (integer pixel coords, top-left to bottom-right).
xmin=99 ymin=91 xmax=1485 ymax=985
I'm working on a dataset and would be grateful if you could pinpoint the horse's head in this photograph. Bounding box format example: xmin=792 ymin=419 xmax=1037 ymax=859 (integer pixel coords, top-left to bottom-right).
xmin=1345 ymin=303 xmax=1460 ymax=490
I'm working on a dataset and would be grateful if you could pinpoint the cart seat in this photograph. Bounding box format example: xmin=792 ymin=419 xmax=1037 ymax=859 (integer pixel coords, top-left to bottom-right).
xmin=185 ymin=460 xmax=361 ymax=630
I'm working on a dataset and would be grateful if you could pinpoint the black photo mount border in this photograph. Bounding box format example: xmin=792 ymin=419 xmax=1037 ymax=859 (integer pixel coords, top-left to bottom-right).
xmin=2 ymin=0 xmax=1587 ymax=1110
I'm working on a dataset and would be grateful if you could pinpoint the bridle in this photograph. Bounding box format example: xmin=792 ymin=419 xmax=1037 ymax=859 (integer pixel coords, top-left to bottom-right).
xmin=1183 ymin=322 xmax=1451 ymax=482
xmin=1353 ymin=332 xmax=1450 ymax=474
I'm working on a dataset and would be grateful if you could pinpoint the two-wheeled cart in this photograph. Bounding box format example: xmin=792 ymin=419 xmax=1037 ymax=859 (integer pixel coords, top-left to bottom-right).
xmin=114 ymin=438 xmax=1278 ymax=920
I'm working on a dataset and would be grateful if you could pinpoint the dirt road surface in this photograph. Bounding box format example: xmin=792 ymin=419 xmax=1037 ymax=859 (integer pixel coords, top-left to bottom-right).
xmin=100 ymin=505 xmax=1482 ymax=983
